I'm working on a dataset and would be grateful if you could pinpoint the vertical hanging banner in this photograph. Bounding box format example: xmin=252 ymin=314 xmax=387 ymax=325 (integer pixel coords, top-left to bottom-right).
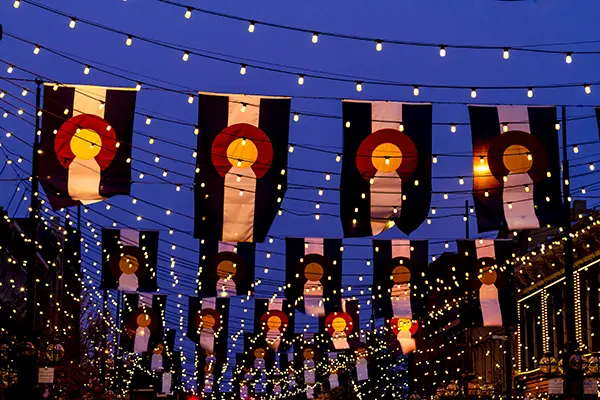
xmin=101 ymin=228 xmax=159 ymax=292
xmin=243 ymin=335 xmax=274 ymax=395
xmin=285 ymin=238 xmax=343 ymax=317
xmin=457 ymin=239 xmax=516 ymax=327
xmin=188 ymin=297 xmax=230 ymax=395
xmin=39 ymin=84 xmax=136 ymax=209
xmin=294 ymin=335 xmax=321 ymax=400
xmin=198 ymin=241 xmax=255 ymax=298
xmin=340 ymin=101 xmax=432 ymax=237
xmin=121 ymin=293 xmax=166 ymax=354
xmin=254 ymin=298 xmax=295 ymax=351
xmin=352 ymin=344 xmax=372 ymax=382
xmin=195 ymin=92 xmax=291 ymax=242
xmin=321 ymin=299 xmax=360 ymax=350
xmin=468 ymin=105 xmax=562 ymax=233
xmin=373 ymin=239 xmax=427 ymax=354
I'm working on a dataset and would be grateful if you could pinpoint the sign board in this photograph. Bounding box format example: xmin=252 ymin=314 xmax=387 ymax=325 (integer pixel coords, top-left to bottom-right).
xmin=548 ymin=378 xmax=564 ymax=394
xmin=584 ymin=379 xmax=598 ymax=395
xmin=38 ymin=367 xmax=55 ymax=384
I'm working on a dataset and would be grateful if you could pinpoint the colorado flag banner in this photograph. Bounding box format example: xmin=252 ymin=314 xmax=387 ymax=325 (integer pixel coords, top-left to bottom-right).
xmin=468 ymin=105 xmax=562 ymax=233
xmin=101 ymin=228 xmax=159 ymax=292
xmin=340 ymin=101 xmax=432 ymax=237
xmin=121 ymin=293 xmax=166 ymax=354
xmin=198 ymin=241 xmax=255 ymax=298
xmin=39 ymin=84 xmax=136 ymax=209
xmin=194 ymin=92 xmax=291 ymax=243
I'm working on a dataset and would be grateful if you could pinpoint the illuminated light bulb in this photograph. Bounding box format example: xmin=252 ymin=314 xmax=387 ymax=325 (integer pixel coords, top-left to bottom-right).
xmin=312 ymin=32 xmax=319 ymax=44
xmin=502 ymin=123 xmax=508 ymax=133
xmin=356 ymin=82 xmax=363 ymax=92
xmin=99 ymin=102 xmax=105 ymax=110
xmin=525 ymin=185 xmax=530 ymax=193
xmin=7 ymin=65 xmax=14 ymax=74
xmin=325 ymin=173 xmax=331 ymax=181
xmin=240 ymin=103 xmax=247 ymax=113
xmin=345 ymin=121 xmax=351 ymax=128
xmin=384 ymin=157 xmax=390 ymax=165
xmin=399 ymin=123 xmax=404 ymax=131
xmin=431 ymin=207 xmax=436 ymax=215
xmin=470 ymin=88 xmax=477 ymax=98
xmin=293 ymin=113 xmax=299 ymax=122
xmin=484 ymin=191 xmax=489 ymax=197
xmin=527 ymin=88 xmax=533 ymax=98
xmin=459 ymin=177 xmax=464 ymax=185
xmin=298 ymin=75 xmax=305 ymax=85
xmin=427 ymin=219 xmax=432 ymax=225
xmin=585 ymin=85 xmax=592 ymax=94
xmin=590 ymin=163 xmax=595 ymax=171
xmin=176 ymin=185 xmax=181 ymax=192
xmin=182 ymin=52 xmax=189 ymax=61
xmin=139 ymin=173 xmax=144 ymax=179
xmin=439 ymin=45 xmax=446 ymax=57
xmin=393 ymin=207 xmax=398 ymax=214
xmin=163 ymin=170 xmax=168 ymax=177
xmin=335 ymin=154 xmax=341 ymax=162
xmin=432 ymin=155 xmax=438 ymax=164
xmin=527 ymin=153 xmax=533 ymax=161
xmin=375 ymin=40 xmax=383 ymax=52
xmin=240 ymin=64 xmax=247 ymax=75
xmin=83 ymin=65 xmax=91 ymax=75
xmin=0 ymin=91 xmax=4 ymax=99
xmin=188 ymin=95 xmax=194 ymax=104
xmin=508 ymin=202 xmax=513 ymax=209
xmin=248 ymin=21 xmax=255 ymax=33
xmin=503 ymin=48 xmax=510 ymax=59
xmin=239 ymin=190 xmax=244 ymax=196
xmin=565 ymin=52 xmax=573 ymax=64
xmin=413 ymin=86 xmax=419 ymax=96
xmin=582 ymin=188 xmax=587 ymax=194
xmin=315 ymin=213 xmax=320 ymax=220
xmin=184 ymin=7 xmax=192 ymax=19
xmin=450 ymin=124 xmax=457 ymax=133
xmin=315 ymin=202 xmax=320 ymax=209
xmin=241 ymin=138 xmax=247 ymax=146
xmin=21 ymin=89 xmax=28 ymax=97
xmin=2 ymin=111 xmax=7 ymax=119
xmin=33 ymin=45 xmax=40 ymax=55
xmin=443 ymin=193 xmax=449 ymax=200
xmin=148 ymin=137 xmax=155 ymax=144
xmin=555 ymin=122 xmax=561 ymax=131
xmin=546 ymin=171 xmax=551 ymax=178
xmin=145 ymin=116 xmax=152 ymax=125
xmin=573 ymin=145 xmax=579 ymax=154
xmin=69 ymin=18 xmax=76 ymax=28
xmin=289 ymin=145 xmax=295 ymax=153
xmin=63 ymin=108 xmax=69 ymax=115
xmin=13 ymin=0 xmax=20 ymax=8
xmin=318 ymin=188 xmax=324 ymax=196
xmin=194 ymin=126 xmax=200 ymax=135
xmin=154 ymin=155 xmax=160 ymax=163
xmin=126 ymin=36 xmax=133 ymax=46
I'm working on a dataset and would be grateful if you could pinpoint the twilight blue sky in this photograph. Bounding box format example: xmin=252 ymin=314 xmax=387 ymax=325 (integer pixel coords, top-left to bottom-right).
xmin=1 ymin=0 xmax=600 ymax=390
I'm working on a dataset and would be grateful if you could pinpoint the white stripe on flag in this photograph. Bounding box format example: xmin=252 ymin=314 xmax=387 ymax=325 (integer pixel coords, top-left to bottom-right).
xmin=304 ymin=238 xmax=324 ymax=256
xmin=227 ymin=94 xmax=260 ymax=126
xmin=371 ymin=102 xmax=403 ymax=132
xmin=120 ymin=229 xmax=140 ymax=247
xmin=73 ymin=86 xmax=107 ymax=118
xmin=218 ymin=242 xmax=237 ymax=253
xmin=391 ymin=239 xmax=411 ymax=259
xmin=475 ymin=239 xmax=495 ymax=259
xmin=497 ymin=106 xmax=530 ymax=134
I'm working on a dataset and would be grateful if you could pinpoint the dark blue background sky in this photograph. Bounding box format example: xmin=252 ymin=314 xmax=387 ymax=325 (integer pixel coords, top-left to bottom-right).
xmin=1 ymin=0 xmax=600 ymax=391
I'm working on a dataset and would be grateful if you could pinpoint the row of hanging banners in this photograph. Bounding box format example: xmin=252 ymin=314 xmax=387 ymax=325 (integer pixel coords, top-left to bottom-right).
xmin=34 ymin=83 xmax=597 ymax=396
xmin=104 ymin=229 xmax=516 ymax=397
xmin=38 ymin=84 xmax=600 ymax=241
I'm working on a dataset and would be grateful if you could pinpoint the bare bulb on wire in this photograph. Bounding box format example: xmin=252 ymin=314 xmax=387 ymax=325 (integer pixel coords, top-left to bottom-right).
xmin=527 ymin=88 xmax=533 ymax=98
xmin=312 ymin=33 xmax=319 ymax=44
xmin=356 ymin=82 xmax=363 ymax=92
xmin=565 ymin=52 xmax=573 ymax=64
xmin=240 ymin=64 xmax=247 ymax=75
xmin=248 ymin=21 xmax=255 ymax=33
xmin=585 ymin=85 xmax=592 ymax=94
xmin=413 ymin=86 xmax=419 ymax=96
xmin=298 ymin=75 xmax=305 ymax=85
xmin=439 ymin=46 xmax=446 ymax=57
xmin=375 ymin=41 xmax=383 ymax=52
xmin=503 ymin=48 xmax=510 ymax=59
xmin=69 ymin=18 xmax=76 ymax=29
xmin=126 ymin=36 xmax=133 ymax=46
xmin=184 ymin=7 xmax=192 ymax=19
xmin=471 ymin=88 xmax=477 ymax=98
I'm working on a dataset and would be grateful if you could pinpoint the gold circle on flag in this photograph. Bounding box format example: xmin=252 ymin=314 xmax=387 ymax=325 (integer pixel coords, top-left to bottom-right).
xmin=216 ymin=260 xmax=236 ymax=279
xmin=397 ymin=318 xmax=412 ymax=331
xmin=267 ymin=315 xmax=282 ymax=330
xmin=372 ymin=143 xmax=402 ymax=173
xmin=227 ymin=138 xmax=258 ymax=168
xmin=70 ymin=128 xmax=103 ymax=160
xmin=391 ymin=266 xmax=411 ymax=284
xmin=119 ymin=255 xmax=139 ymax=275
xmin=304 ymin=262 xmax=324 ymax=281
xmin=254 ymin=348 xmax=266 ymax=359
xmin=331 ymin=317 xmax=347 ymax=332
xmin=201 ymin=314 xmax=216 ymax=330
xmin=136 ymin=313 xmax=152 ymax=328
xmin=303 ymin=348 xmax=315 ymax=360
xmin=479 ymin=267 xmax=497 ymax=285
xmin=503 ymin=144 xmax=532 ymax=174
